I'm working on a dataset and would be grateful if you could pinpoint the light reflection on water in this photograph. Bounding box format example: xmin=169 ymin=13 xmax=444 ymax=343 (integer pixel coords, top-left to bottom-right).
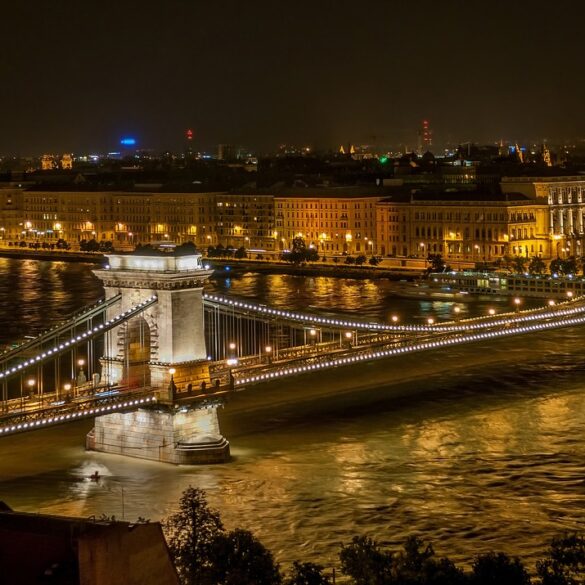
xmin=0 ymin=261 xmax=584 ymax=570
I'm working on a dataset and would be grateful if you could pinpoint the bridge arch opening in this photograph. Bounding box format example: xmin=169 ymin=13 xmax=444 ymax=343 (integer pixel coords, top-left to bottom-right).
xmin=124 ymin=316 xmax=151 ymax=388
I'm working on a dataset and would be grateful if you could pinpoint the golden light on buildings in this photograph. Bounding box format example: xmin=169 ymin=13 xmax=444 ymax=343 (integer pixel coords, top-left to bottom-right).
xmin=345 ymin=233 xmax=352 ymax=242
xmin=54 ymin=222 xmax=62 ymax=231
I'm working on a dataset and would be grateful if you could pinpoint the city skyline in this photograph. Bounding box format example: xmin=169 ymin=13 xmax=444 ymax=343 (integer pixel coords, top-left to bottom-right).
xmin=2 ymin=0 xmax=584 ymax=154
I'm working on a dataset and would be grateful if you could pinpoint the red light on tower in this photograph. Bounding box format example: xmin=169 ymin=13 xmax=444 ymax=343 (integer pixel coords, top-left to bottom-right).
xmin=186 ymin=129 xmax=193 ymax=140
xmin=422 ymin=120 xmax=432 ymax=149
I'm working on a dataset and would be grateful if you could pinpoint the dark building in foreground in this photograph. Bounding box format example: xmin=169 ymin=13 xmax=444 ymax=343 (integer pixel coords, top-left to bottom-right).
xmin=0 ymin=502 xmax=179 ymax=585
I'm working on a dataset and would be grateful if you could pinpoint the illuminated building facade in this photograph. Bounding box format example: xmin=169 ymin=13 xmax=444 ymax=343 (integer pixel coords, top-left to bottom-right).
xmin=502 ymin=176 xmax=585 ymax=258
xmin=0 ymin=178 xmax=581 ymax=262
xmin=274 ymin=189 xmax=381 ymax=255
xmin=376 ymin=192 xmax=549 ymax=261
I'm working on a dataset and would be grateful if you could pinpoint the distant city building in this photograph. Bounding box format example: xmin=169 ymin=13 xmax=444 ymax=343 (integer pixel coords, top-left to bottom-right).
xmin=417 ymin=120 xmax=432 ymax=153
xmin=61 ymin=153 xmax=73 ymax=169
xmin=377 ymin=191 xmax=548 ymax=261
xmin=1 ymin=169 xmax=584 ymax=262
xmin=40 ymin=154 xmax=56 ymax=170
xmin=273 ymin=187 xmax=381 ymax=255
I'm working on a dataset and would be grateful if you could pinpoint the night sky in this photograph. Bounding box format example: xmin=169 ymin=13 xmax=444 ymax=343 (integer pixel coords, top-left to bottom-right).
xmin=1 ymin=0 xmax=584 ymax=154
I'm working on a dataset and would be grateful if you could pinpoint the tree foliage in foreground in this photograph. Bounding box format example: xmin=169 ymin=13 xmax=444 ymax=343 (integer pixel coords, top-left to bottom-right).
xmin=163 ymin=488 xmax=585 ymax=585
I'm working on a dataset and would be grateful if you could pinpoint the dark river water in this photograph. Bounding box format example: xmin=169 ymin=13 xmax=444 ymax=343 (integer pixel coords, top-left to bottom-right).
xmin=0 ymin=258 xmax=584 ymax=572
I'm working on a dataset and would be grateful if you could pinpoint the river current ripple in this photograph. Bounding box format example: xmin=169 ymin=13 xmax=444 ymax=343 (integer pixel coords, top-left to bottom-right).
xmin=0 ymin=260 xmax=584 ymax=571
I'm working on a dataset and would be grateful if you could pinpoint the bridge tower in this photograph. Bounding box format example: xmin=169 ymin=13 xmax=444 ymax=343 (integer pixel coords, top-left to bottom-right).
xmin=88 ymin=249 xmax=230 ymax=464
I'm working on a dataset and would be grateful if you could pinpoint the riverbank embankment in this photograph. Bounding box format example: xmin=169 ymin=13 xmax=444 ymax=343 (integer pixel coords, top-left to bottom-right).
xmin=0 ymin=247 xmax=427 ymax=279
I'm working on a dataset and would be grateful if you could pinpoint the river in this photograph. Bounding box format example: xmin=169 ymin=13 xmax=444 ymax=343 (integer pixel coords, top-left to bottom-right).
xmin=0 ymin=258 xmax=584 ymax=571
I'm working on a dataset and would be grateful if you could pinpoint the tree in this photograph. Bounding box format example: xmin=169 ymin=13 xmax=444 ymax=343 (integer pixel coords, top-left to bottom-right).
xmin=427 ymin=254 xmax=446 ymax=272
xmin=285 ymin=561 xmax=331 ymax=585
xmin=339 ymin=536 xmax=391 ymax=585
xmin=550 ymin=257 xmax=579 ymax=276
xmin=305 ymin=247 xmax=319 ymax=262
xmin=176 ymin=241 xmax=198 ymax=256
xmin=234 ymin=246 xmax=247 ymax=259
xmin=537 ymin=533 xmax=585 ymax=585
xmin=528 ymin=256 xmax=546 ymax=275
xmin=562 ymin=256 xmax=578 ymax=276
xmin=389 ymin=536 xmax=467 ymax=585
xmin=498 ymin=255 xmax=513 ymax=272
xmin=355 ymin=255 xmax=367 ymax=266
xmin=471 ymin=552 xmax=531 ymax=585
xmin=369 ymin=256 xmax=381 ymax=266
xmin=550 ymin=257 xmax=563 ymax=275
xmin=344 ymin=256 xmax=356 ymax=265
xmin=512 ymin=256 xmax=527 ymax=274
xmin=281 ymin=237 xmax=308 ymax=264
xmin=162 ymin=487 xmax=224 ymax=585
xmin=207 ymin=528 xmax=281 ymax=585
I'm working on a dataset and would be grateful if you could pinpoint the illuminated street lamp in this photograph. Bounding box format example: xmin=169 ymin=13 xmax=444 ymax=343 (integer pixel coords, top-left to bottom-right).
xmin=427 ymin=317 xmax=435 ymax=326
xmin=27 ymin=378 xmax=35 ymax=400
xmin=548 ymin=299 xmax=555 ymax=307
xmin=391 ymin=315 xmax=399 ymax=323
xmin=514 ymin=297 xmax=522 ymax=312
xmin=567 ymin=291 xmax=574 ymax=299
xmin=344 ymin=330 xmax=353 ymax=348
xmin=168 ymin=367 xmax=177 ymax=399
xmin=63 ymin=382 xmax=72 ymax=401
xmin=488 ymin=308 xmax=496 ymax=316
xmin=265 ymin=345 xmax=272 ymax=364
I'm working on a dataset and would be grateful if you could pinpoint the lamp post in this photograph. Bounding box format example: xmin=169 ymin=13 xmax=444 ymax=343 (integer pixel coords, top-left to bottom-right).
xmin=63 ymin=382 xmax=72 ymax=401
xmin=453 ymin=306 xmax=461 ymax=321
xmin=76 ymin=358 xmax=86 ymax=395
xmin=265 ymin=345 xmax=272 ymax=364
xmin=309 ymin=328 xmax=317 ymax=346
xmin=168 ymin=367 xmax=177 ymax=400
xmin=514 ymin=297 xmax=522 ymax=312
xmin=488 ymin=308 xmax=496 ymax=316
xmin=227 ymin=343 xmax=237 ymax=389
xmin=27 ymin=378 xmax=35 ymax=403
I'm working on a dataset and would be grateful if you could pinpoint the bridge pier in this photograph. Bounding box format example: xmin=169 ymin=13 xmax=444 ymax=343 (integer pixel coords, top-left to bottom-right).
xmin=88 ymin=248 xmax=230 ymax=464
xmin=86 ymin=403 xmax=230 ymax=464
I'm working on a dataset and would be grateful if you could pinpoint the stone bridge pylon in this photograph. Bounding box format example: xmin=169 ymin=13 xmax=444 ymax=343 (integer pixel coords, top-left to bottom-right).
xmin=88 ymin=247 xmax=230 ymax=464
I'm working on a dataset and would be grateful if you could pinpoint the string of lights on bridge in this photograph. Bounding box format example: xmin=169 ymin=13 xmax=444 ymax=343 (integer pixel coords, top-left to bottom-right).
xmin=235 ymin=309 xmax=585 ymax=387
xmin=0 ymin=296 xmax=158 ymax=379
xmin=203 ymin=293 xmax=585 ymax=334
xmin=0 ymin=395 xmax=157 ymax=436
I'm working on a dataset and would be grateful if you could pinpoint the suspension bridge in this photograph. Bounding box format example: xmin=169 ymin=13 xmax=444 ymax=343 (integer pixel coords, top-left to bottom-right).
xmin=0 ymin=247 xmax=583 ymax=463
